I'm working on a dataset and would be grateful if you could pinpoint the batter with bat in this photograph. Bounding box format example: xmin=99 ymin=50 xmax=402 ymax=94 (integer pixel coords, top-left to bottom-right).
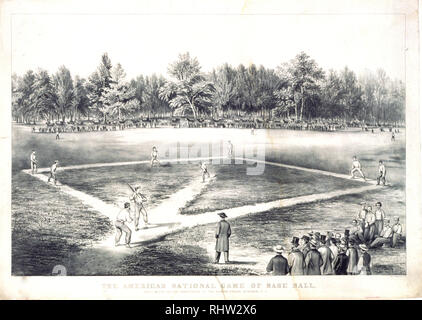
xmin=128 ymin=184 xmax=149 ymax=230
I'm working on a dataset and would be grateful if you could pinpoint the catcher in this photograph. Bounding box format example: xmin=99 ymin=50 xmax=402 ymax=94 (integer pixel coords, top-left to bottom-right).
xmin=128 ymin=184 xmax=149 ymax=230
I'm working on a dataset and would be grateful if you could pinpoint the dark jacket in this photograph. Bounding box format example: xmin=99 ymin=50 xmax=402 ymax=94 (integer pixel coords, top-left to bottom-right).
xmin=215 ymin=220 xmax=231 ymax=252
xmin=305 ymin=249 xmax=323 ymax=275
xmin=333 ymin=252 xmax=349 ymax=275
xmin=266 ymin=254 xmax=289 ymax=275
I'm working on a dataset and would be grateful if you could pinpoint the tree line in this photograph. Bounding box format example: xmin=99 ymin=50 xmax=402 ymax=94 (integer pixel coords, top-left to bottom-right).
xmin=12 ymin=51 xmax=405 ymax=125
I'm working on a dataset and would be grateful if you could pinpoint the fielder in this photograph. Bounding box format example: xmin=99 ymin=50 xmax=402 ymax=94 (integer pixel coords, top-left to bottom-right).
xmin=227 ymin=140 xmax=234 ymax=158
xmin=30 ymin=150 xmax=38 ymax=174
xmin=150 ymin=146 xmax=160 ymax=167
xmin=350 ymin=156 xmax=366 ymax=181
xmin=47 ymin=160 xmax=59 ymax=185
xmin=377 ymin=160 xmax=387 ymax=186
xmin=201 ymin=161 xmax=210 ymax=183
xmin=129 ymin=184 xmax=149 ymax=230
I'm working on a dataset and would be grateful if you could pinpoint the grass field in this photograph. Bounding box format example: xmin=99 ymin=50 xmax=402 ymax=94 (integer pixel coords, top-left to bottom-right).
xmin=12 ymin=124 xmax=406 ymax=275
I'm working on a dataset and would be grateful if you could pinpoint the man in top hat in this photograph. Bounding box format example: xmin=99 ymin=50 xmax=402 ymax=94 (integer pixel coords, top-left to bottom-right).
xmin=115 ymin=202 xmax=133 ymax=248
xmin=333 ymin=244 xmax=349 ymax=275
xmin=30 ymin=150 xmax=38 ymax=174
xmin=215 ymin=212 xmax=231 ymax=264
xmin=267 ymin=245 xmax=289 ymax=276
xmin=47 ymin=160 xmax=59 ymax=185
xmin=343 ymin=229 xmax=350 ymax=246
xmin=357 ymin=244 xmax=372 ymax=275
xmin=318 ymin=235 xmax=335 ymax=275
xmin=305 ymin=239 xmax=323 ymax=275
xmin=346 ymin=239 xmax=359 ymax=275
xmin=300 ymin=235 xmax=311 ymax=258
xmin=369 ymin=218 xmax=393 ymax=248
xmin=391 ymin=217 xmax=403 ymax=248
xmin=377 ymin=160 xmax=387 ymax=186
xmin=350 ymin=156 xmax=366 ymax=181
xmin=288 ymin=237 xmax=306 ymax=276
xmin=129 ymin=185 xmax=148 ymax=231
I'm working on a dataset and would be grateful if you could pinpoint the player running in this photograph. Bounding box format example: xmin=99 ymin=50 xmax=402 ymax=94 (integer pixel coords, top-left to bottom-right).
xmin=128 ymin=184 xmax=149 ymax=230
xmin=350 ymin=156 xmax=366 ymax=181
xmin=47 ymin=160 xmax=59 ymax=185
xmin=201 ymin=161 xmax=210 ymax=183
xmin=30 ymin=150 xmax=38 ymax=174
xmin=150 ymin=146 xmax=160 ymax=167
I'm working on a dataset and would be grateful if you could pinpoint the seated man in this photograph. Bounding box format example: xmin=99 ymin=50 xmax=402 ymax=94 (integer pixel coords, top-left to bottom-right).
xmin=369 ymin=219 xmax=393 ymax=248
xmin=391 ymin=217 xmax=403 ymax=248
xmin=350 ymin=219 xmax=365 ymax=243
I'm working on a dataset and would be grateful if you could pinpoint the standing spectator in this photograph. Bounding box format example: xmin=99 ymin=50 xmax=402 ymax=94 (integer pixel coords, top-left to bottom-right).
xmin=318 ymin=235 xmax=335 ymax=275
xmin=266 ymin=245 xmax=289 ymax=276
xmin=356 ymin=202 xmax=367 ymax=233
xmin=333 ymin=244 xmax=349 ymax=275
xmin=377 ymin=161 xmax=387 ymax=186
xmin=346 ymin=239 xmax=359 ymax=275
xmin=364 ymin=206 xmax=376 ymax=243
xmin=374 ymin=202 xmax=386 ymax=236
xmin=369 ymin=219 xmax=393 ymax=248
xmin=357 ymin=244 xmax=372 ymax=275
xmin=214 ymin=212 xmax=231 ymax=264
xmin=391 ymin=217 xmax=403 ymax=248
xmin=300 ymin=235 xmax=311 ymax=258
xmin=288 ymin=237 xmax=305 ymax=276
xmin=329 ymin=238 xmax=339 ymax=263
xmin=305 ymin=239 xmax=323 ymax=275
xmin=227 ymin=140 xmax=234 ymax=159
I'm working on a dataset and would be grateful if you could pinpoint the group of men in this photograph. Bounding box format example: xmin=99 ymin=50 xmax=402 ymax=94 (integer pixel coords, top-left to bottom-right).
xmin=266 ymin=202 xmax=403 ymax=276
xmin=350 ymin=156 xmax=387 ymax=186
xmin=353 ymin=201 xmax=403 ymax=248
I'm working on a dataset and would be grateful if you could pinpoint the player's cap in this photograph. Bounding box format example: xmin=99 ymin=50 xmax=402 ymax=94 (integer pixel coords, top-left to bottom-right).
xmin=359 ymin=244 xmax=368 ymax=251
xmin=218 ymin=212 xmax=227 ymax=218
xmin=376 ymin=202 xmax=382 ymax=206
xmin=360 ymin=201 xmax=366 ymax=205
xmin=393 ymin=216 xmax=400 ymax=221
xmin=54 ymin=160 xmax=59 ymax=163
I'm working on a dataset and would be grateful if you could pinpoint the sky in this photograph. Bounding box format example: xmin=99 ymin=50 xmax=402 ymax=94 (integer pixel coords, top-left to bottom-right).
xmin=11 ymin=13 xmax=406 ymax=81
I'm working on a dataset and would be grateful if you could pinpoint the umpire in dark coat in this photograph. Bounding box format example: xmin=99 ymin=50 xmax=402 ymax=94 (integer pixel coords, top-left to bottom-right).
xmin=215 ymin=212 xmax=231 ymax=264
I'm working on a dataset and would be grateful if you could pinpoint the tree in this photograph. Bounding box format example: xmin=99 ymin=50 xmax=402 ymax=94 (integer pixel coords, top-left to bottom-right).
xmin=338 ymin=67 xmax=363 ymax=120
xmin=73 ymin=76 xmax=90 ymax=121
xmin=53 ymin=66 xmax=74 ymax=122
xmin=86 ymin=53 xmax=113 ymax=122
xmin=283 ymin=52 xmax=324 ymax=120
xmin=29 ymin=69 xmax=57 ymax=122
xmin=101 ymin=63 xmax=139 ymax=121
xmin=210 ymin=64 xmax=237 ymax=118
xmin=159 ymin=52 xmax=214 ymax=119
xmin=142 ymin=74 xmax=170 ymax=117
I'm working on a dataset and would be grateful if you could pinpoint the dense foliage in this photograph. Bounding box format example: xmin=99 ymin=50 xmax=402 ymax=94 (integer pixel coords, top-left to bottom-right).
xmin=12 ymin=52 xmax=405 ymax=124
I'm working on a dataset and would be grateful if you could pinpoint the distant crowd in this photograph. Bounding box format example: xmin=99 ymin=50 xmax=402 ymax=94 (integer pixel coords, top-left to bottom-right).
xmin=27 ymin=117 xmax=403 ymax=134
